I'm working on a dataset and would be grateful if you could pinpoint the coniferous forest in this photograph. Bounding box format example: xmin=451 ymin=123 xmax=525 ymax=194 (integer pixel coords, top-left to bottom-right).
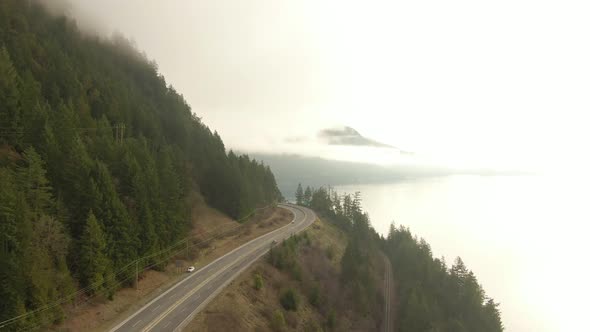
xmin=0 ymin=1 xmax=281 ymax=329
xmin=297 ymin=184 xmax=504 ymax=332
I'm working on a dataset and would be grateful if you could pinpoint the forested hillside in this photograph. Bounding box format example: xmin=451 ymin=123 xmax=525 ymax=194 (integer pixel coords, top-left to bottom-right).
xmin=297 ymin=184 xmax=504 ymax=332
xmin=190 ymin=189 xmax=386 ymax=331
xmin=384 ymin=226 xmax=503 ymax=332
xmin=0 ymin=1 xmax=281 ymax=330
xmin=297 ymin=186 xmax=392 ymax=329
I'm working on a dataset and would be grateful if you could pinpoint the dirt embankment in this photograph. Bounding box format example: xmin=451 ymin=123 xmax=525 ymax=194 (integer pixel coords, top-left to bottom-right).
xmin=52 ymin=193 xmax=292 ymax=332
xmin=187 ymin=217 xmax=389 ymax=332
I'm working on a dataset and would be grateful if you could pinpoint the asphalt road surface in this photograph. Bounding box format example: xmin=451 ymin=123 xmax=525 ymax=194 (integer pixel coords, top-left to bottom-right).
xmin=109 ymin=204 xmax=316 ymax=332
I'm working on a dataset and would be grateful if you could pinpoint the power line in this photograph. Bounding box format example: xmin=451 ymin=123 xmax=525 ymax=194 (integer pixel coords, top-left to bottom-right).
xmin=0 ymin=205 xmax=272 ymax=329
xmin=16 ymin=273 xmax=136 ymax=332
xmin=0 ymin=126 xmax=125 ymax=137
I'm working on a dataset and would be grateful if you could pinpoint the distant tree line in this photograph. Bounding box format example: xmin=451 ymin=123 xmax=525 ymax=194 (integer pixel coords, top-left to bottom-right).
xmin=0 ymin=1 xmax=281 ymax=329
xmin=295 ymin=183 xmax=504 ymax=331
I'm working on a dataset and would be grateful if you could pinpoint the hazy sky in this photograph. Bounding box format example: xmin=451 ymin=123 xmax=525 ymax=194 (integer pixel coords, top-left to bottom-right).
xmin=56 ymin=0 xmax=590 ymax=172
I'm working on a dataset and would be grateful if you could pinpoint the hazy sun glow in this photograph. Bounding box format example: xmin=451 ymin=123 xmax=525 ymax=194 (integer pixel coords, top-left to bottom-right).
xmin=301 ymin=0 xmax=590 ymax=173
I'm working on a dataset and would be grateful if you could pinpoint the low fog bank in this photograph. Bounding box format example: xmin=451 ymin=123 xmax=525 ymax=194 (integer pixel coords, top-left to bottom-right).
xmin=38 ymin=0 xmax=107 ymax=36
xmin=249 ymin=153 xmax=528 ymax=200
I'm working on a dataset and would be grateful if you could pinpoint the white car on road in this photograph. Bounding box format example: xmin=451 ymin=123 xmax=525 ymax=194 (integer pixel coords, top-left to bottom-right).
xmin=187 ymin=266 xmax=195 ymax=273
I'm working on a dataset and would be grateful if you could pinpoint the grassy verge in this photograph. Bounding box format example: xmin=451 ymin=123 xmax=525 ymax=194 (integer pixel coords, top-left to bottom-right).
xmin=51 ymin=198 xmax=292 ymax=332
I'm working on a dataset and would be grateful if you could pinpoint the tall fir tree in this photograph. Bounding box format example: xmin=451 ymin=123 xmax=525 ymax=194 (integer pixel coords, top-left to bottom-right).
xmin=78 ymin=211 xmax=112 ymax=296
xmin=0 ymin=47 xmax=21 ymax=145
xmin=295 ymin=183 xmax=304 ymax=205
xmin=303 ymin=186 xmax=312 ymax=207
xmin=18 ymin=147 xmax=53 ymax=215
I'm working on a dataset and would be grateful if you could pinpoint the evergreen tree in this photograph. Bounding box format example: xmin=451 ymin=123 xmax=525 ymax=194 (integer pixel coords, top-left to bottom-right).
xmin=482 ymin=299 xmax=504 ymax=332
xmin=0 ymin=169 xmax=25 ymax=326
xmin=78 ymin=211 xmax=111 ymax=296
xmin=303 ymin=186 xmax=312 ymax=207
xmin=89 ymin=161 xmax=138 ymax=272
xmin=399 ymin=287 xmax=431 ymax=332
xmin=332 ymin=191 xmax=341 ymax=215
xmin=18 ymin=147 xmax=53 ymax=215
xmin=0 ymin=47 xmax=21 ymax=145
xmin=295 ymin=183 xmax=304 ymax=205
xmin=343 ymin=194 xmax=352 ymax=218
xmin=352 ymin=191 xmax=362 ymax=215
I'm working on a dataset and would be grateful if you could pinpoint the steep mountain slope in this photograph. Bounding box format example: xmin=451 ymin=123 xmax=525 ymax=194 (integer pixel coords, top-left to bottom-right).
xmin=0 ymin=1 xmax=281 ymax=330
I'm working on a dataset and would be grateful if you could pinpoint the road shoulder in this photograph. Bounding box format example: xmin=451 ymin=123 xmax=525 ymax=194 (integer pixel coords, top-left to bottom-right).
xmin=51 ymin=205 xmax=293 ymax=332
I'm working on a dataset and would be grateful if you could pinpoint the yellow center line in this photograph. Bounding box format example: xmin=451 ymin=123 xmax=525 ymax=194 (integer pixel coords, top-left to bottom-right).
xmin=141 ymin=230 xmax=286 ymax=332
xmin=170 ymin=205 xmax=315 ymax=332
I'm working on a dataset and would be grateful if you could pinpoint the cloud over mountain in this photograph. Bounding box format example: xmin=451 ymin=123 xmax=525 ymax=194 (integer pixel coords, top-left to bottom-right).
xmin=318 ymin=126 xmax=394 ymax=148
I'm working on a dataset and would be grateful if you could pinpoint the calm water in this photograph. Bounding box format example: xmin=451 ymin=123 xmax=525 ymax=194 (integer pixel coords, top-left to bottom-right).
xmin=335 ymin=175 xmax=589 ymax=332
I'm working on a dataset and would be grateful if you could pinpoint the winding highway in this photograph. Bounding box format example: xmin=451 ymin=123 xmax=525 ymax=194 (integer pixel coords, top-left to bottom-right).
xmin=109 ymin=203 xmax=316 ymax=332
